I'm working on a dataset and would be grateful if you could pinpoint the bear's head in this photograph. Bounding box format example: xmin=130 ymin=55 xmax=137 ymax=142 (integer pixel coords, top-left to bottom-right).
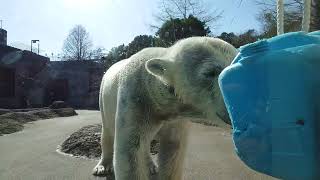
xmin=145 ymin=37 xmax=238 ymax=126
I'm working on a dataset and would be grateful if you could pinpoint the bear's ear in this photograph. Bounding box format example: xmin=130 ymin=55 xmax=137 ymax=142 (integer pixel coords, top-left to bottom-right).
xmin=145 ymin=58 xmax=172 ymax=83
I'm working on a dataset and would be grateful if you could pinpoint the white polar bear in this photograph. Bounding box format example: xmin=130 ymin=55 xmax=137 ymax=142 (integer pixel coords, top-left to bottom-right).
xmin=93 ymin=37 xmax=238 ymax=180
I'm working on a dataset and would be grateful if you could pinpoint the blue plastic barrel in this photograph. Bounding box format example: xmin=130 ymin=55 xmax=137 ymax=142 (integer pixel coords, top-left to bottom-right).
xmin=218 ymin=31 xmax=320 ymax=180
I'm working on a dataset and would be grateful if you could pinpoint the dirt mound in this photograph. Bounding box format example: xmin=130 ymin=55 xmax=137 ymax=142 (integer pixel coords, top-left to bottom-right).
xmin=49 ymin=101 xmax=70 ymax=109
xmin=0 ymin=109 xmax=12 ymax=115
xmin=0 ymin=108 xmax=77 ymax=136
xmin=29 ymin=108 xmax=77 ymax=119
xmin=60 ymin=124 xmax=160 ymax=159
xmin=60 ymin=124 xmax=102 ymax=159
xmin=0 ymin=119 xmax=24 ymax=135
xmin=1 ymin=112 xmax=38 ymax=123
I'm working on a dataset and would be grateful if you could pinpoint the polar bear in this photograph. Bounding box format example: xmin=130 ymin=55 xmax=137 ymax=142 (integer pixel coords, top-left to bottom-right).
xmin=93 ymin=37 xmax=238 ymax=180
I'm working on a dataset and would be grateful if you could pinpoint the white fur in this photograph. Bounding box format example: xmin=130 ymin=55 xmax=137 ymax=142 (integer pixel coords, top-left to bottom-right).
xmin=93 ymin=37 xmax=238 ymax=180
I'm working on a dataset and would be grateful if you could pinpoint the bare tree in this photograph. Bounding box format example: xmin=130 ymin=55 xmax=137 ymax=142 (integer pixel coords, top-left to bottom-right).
xmin=310 ymin=0 xmax=320 ymax=31
xmin=255 ymin=0 xmax=303 ymax=9
xmin=255 ymin=0 xmax=319 ymax=33
xmin=62 ymin=25 xmax=93 ymax=61
xmin=91 ymin=47 xmax=107 ymax=60
xmin=153 ymin=0 xmax=222 ymax=29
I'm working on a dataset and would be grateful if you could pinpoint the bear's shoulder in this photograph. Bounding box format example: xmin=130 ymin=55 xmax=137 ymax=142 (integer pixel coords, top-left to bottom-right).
xmin=130 ymin=47 xmax=168 ymax=61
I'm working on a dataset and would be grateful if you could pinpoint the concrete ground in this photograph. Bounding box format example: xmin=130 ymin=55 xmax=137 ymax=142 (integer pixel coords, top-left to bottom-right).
xmin=0 ymin=110 xmax=276 ymax=180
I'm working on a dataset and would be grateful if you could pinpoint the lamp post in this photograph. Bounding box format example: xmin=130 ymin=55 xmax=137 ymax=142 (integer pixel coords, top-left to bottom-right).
xmin=31 ymin=40 xmax=40 ymax=54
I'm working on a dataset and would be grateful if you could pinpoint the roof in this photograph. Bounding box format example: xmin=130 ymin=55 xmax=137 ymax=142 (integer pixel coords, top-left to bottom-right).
xmin=0 ymin=45 xmax=49 ymax=67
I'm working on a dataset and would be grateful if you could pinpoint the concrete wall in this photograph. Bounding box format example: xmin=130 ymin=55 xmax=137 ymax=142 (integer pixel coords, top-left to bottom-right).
xmin=0 ymin=47 xmax=49 ymax=108
xmin=34 ymin=60 xmax=104 ymax=109
xmin=0 ymin=29 xmax=7 ymax=46
xmin=0 ymin=45 xmax=105 ymax=109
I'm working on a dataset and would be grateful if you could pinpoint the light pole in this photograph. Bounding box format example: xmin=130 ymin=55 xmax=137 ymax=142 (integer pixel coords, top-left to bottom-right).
xmin=31 ymin=40 xmax=40 ymax=54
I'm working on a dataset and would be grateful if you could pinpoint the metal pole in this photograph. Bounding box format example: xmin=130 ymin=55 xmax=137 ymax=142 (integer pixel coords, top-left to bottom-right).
xmin=277 ymin=0 xmax=284 ymax=35
xmin=302 ymin=0 xmax=312 ymax=32
xmin=31 ymin=40 xmax=33 ymax=52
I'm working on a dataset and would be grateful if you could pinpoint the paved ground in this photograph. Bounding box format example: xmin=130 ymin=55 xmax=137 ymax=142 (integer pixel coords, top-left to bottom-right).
xmin=0 ymin=110 xmax=276 ymax=180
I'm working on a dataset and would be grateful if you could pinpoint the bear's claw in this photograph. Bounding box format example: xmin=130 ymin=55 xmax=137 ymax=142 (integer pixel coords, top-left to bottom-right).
xmin=92 ymin=164 xmax=113 ymax=176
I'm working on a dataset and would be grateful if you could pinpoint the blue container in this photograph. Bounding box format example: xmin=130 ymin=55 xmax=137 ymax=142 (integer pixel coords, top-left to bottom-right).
xmin=218 ymin=31 xmax=320 ymax=180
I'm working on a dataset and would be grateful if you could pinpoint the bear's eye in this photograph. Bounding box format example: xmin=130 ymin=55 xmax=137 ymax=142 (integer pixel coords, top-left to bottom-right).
xmin=168 ymin=86 xmax=175 ymax=94
xmin=203 ymin=70 xmax=218 ymax=78
xmin=202 ymin=66 xmax=223 ymax=79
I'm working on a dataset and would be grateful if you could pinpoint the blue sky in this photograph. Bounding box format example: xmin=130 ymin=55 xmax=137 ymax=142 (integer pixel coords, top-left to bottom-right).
xmin=0 ymin=0 xmax=262 ymax=56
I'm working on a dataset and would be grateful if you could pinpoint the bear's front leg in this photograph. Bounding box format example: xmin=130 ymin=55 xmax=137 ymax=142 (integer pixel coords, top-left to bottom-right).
xmin=114 ymin=130 xmax=146 ymax=180
xmin=113 ymin=96 xmax=160 ymax=180
xmin=158 ymin=120 xmax=189 ymax=180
